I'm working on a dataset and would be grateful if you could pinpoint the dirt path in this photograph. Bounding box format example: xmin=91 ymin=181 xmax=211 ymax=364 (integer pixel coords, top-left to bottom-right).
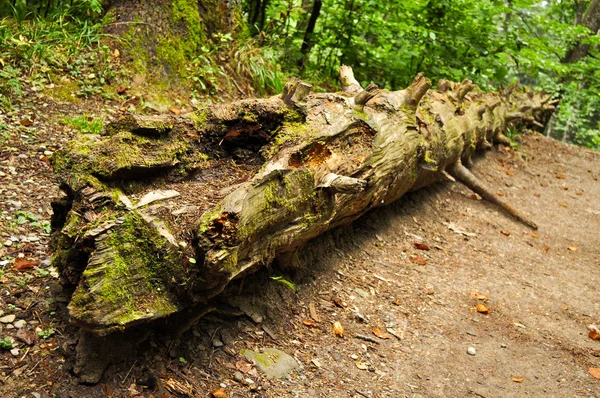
xmin=1 ymin=92 xmax=599 ymax=397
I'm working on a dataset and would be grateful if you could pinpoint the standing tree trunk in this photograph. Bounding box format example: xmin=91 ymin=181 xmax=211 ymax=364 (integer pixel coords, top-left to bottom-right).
xmin=298 ymin=0 xmax=322 ymax=68
xmin=102 ymin=0 xmax=236 ymax=78
xmin=51 ymin=66 xmax=555 ymax=341
xmin=563 ymin=0 xmax=600 ymax=63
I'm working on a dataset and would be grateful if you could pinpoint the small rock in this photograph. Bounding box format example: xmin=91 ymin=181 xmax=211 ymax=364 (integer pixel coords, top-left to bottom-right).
xmin=43 ymin=150 xmax=54 ymax=157
xmin=219 ymin=383 xmax=227 ymax=388
xmin=467 ymin=347 xmax=477 ymax=356
xmin=3 ymin=240 xmax=12 ymax=247
xmin=0 ymin=314 xmax=16 ymax=323
xmin=245 ymin=378 xmax=254 ymax=385
xmin=14 ymin=319 xmax=27 ymax=329
xmin=17 ymin=154 xmax=27 ymax=159
xmin=9 ymin=236 xmax=19 ymax=242
xmin=500 ymin=343 xmax=507 ymax=348
xmin=10 ymin=348 xmax=20 ymax=357
xmin=41 ymin=257 xmax=51 ymax=267
xmin=233 ymin=372 xmax=244 ymax=383
xmin=212 ymin=338 xmax=224 ymax=348
xmin=0 ymin=171 xmax=6 ymax=177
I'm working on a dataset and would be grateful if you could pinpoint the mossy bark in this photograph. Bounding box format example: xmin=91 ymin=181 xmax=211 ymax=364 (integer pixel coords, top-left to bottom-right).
xmin=51 ymin=67 xmax=555 ymax=336
xmin=102 ymin=0 xmax=236 ymax=79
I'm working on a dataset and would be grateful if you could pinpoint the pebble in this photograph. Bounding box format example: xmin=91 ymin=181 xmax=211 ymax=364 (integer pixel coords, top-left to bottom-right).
xmin=14 ymin=319 xmax=27 ymax=329
xmin=0 ymin=171 xmax=5 ymax=177
xmin=10 ymin=236 xmax=19 ymax=242
xmin=10 ymin=348 xmax=20 ymax=357
xmin=467 ymin=347 xmax=477 ymax=356
xmin=245 ymin=378 xmax=254 ymax=385
xmin=219 ymin=383 xmax=227 ymax=388
xmin=0 ymin=314 xmax=16 ymax=323
xmin=43 ymin=150 xmax=54 ymax=156
xmin=233 ymin=372 xmax=244 ymax=383
xmin=3 ymin=239 xmax=12 ymax=247
xmin=212 ymin=338 xmax=224 ymax=348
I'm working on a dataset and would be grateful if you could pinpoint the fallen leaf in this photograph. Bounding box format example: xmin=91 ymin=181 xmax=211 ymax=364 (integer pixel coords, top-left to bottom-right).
xmin=14 ymin=258 xmax=38 ymax=271
xmin=117 ymin=86 xmax=128 ymax=95
xmin=113 ymin=48 xmax=120 ymax=58
xmin=331 ymin=296 xmax=345 ymax=308
xmin=589 ymin=368 xmax=600 ymax=379
xmin=311 ymin=358 xmax=322 ymax=368
xmin=470 ymin=292 xmax=489 ymax=301
xmin=531 ymin=233 xmax=538 ymax=238
xmin=542 ymin=245 xmax=550 ymax=252
xmin=567 ymin=246 xmax=577 ymax=251
xmin=414 ymin=242 xmax=430 ymax=251
xmin=500 ymin=230 xmax=510 ymax=236
xmin=559 ymin=202 xmax=568 ymax=208
xmin=470 ymin=194 xmax=482 ymax=200
xmin=332 ymin=321 xmax=344 ymax=337
xmin=533 ymin=193 xmax=541 ymax=197
xmin=476 ymin=303 xmax=490 ymax=314
xmin=555 ymin=173 xmax=565 ymax=179
xmin=302 ymin=319 xmax=318 ymax=328
xmin=169 ymin=107 xmax=181 ymax=115
xmin=19 ymin=118 xmax=34 ymax=127
xmin=211 ymin=388 xmax=228 ymax=398
xmin=235 ymin=359 xmax=252 ymax=373
xmin=102 ymin=384 xmax=114 ymax=396
xmin=392 ymin=299 xmax=401 ymax=306
xmin=506 ymin=169 xmax=515 ymax=176
xmin=309 ymin=302 xmax=320 ymax=322
xmin=511 ymin=377 xmax=524 ymax=383
xmin=560 ymin=185 xmax=568 ymax=191
xmin=371 ymin=327 xmax=392 ymax=339
xmin=589 ymin=330 xmax=600 ymax=341
xmin=496 ymin=191 xmax=505 ymax=197
xmin=355 ymin=360 xmax=369 ymax=370
xmin=409 ymin=255 xmax=427 ymax=265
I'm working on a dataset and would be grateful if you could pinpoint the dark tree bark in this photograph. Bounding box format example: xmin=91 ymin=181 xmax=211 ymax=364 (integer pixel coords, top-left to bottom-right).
xmin=563 ymin=0 xmax=600 ymax=63
xmin=298 ymin=0 xmax=322 ymax=68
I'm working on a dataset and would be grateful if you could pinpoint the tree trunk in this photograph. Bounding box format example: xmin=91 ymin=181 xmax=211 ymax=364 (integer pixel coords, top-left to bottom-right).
xmin=50 ymin=67 xmax=555 ymax=337
xmin=298 ymin=0 xmax=322 ymax=68
xmin=563 ymin=0 xmax=600 ymax=63
xmin=102 ymin=0 xmax=235 ymax=78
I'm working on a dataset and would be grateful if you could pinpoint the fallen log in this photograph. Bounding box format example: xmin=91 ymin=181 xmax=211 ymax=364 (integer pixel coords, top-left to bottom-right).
xmin=51 ymin=67 xmax=554 ymax=338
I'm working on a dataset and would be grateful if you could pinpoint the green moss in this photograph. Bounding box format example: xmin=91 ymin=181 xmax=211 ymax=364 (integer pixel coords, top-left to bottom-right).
xmin=49 ymin=80 xmax=80 ymax=103
xmin=190 ymin=110 xmax=208 ymax=129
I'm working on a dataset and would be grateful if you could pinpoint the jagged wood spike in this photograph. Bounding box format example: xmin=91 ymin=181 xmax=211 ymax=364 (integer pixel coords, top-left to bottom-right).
xmin=354 ymin=83 xmax=380 ymax=106
xmin=448 ymin=162 xmax=538 ymax=229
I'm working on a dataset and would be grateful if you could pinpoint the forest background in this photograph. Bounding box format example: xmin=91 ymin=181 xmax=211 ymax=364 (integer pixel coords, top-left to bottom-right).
xmin=0 ymin=0 xmax=598 ymax=149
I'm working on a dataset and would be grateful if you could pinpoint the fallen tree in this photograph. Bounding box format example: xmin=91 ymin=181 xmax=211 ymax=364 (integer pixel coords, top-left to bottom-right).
xmin=51 ymin=66 xmax=555 ymax=341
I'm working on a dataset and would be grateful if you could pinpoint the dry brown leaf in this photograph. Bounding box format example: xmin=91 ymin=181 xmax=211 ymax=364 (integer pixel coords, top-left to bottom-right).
xmin=169 ymin=107 xmax=181 ymax=115
xmin=19 ymin=118 xmax=33 ymax=127
xmin=560 ymin=185 xmax=568 ymax=191
xmin=414 ymin=242 xmax=430 ymax=251
xmin=500 ymin=230 xmax=510 ymax=236
xmin=559 ymin=202 xmax=568 ymax=208
xmin=542 ymin=245 xmax=550 ymax=252
xmin=235 ymin=359 xmax=252 ymax=373
xmin=470 ymin=292 xmax=489 ymax=301
xmin=14 ymin=258 xmax=38 ymax=271
xmin=371 ymin=327 xmax=392 ymax=340
xmin=589 ymin=368 xmax=600 ymax=379
xmin=332 ymin=321 xmax=344 ymax=337
xmin=409 ymin=255 xmax=427 ymax=265
xmin=117 ymin=86 xmax=128 ymax=95
xmin=211 ymin=387 xmax=228 ymax=398
xmin=589 ymin=330 xmax=600 ymax=341
xmin=555 ymin=173 xmax=565 ymax=179
xmin=476 ymin=303 xmax=490 ymax=314
xmin=113 ymin=48 xmax=120 ymax=58
xmin=470 ymin=194 xmax=482 ymax=200
xmin=392 ymin=299 xmax=401 ymax=306
xmin=302 ymin=319 xmax=318 ymax=328
xmin=102 ymin=384 xmax=114 ymax=396
xmin=531 ymin=233 xmax=538 ymax=238
xmin=511 ymin=377 xmax=524 ymax=383
xmin=567 ymin=246 xmax=577 ymax=251
xmin=331 ymin=296 xmax=345 ymax=308
xmin=355 ymin=360 xmax=369 ymax=370
xmin=506 ymin=169 xmax=515 ymax=176
xmin=309 ymin=302 xmax=320 ymax=322
xmin=533 ymin=193 xmax=541 ymax=197
xmin=496 ymin=190 xmax=505 ymax=197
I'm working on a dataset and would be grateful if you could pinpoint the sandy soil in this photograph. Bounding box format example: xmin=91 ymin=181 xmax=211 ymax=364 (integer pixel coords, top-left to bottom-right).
xmin=1 ymin=91 xmax=599 ymax=397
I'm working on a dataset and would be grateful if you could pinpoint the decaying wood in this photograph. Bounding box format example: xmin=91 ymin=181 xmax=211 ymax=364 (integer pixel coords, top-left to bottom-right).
xmin=50 ymin=66 xmax=553 ymax=339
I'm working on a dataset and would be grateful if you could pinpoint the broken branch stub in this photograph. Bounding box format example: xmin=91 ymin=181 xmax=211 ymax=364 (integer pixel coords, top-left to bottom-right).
xmin=51 ymin=66 xmax=553 ymax=336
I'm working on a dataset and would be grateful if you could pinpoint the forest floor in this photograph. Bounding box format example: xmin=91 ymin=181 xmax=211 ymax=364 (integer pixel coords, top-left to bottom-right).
xmin=1 ymin=88 xmax=600 ymax=398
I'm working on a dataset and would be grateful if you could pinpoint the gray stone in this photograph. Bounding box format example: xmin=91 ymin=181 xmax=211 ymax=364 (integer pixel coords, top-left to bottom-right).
xmin=14 ymin=319 xmax=27 ymax=329
xmin=0 ymin=314 xmax=16 ymax=323
xmin=467 ymin=346 xmax=477 ymax=356
xmin=241 ymin=348 xmax=299 ymax=379
xmin=233 ymin=372 xmax=244 ymax=383
xmin=10 ymin=348 xmax=20 ymax=357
